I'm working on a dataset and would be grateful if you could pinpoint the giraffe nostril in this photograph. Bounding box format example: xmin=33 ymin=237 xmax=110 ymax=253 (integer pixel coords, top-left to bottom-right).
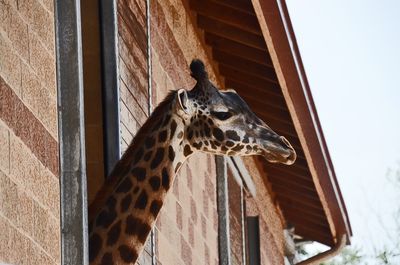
xmin=280 ymin=136 xmax=291 ymax=148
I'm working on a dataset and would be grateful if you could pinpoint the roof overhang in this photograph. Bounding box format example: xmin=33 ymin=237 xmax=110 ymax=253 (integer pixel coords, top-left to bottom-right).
xmin=188 ymin=0 xmax=352 ymax=246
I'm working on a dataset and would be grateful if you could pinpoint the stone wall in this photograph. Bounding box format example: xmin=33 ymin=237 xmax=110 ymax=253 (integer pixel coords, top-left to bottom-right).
xmin=0 ymin=0 xmax=60 ymax=264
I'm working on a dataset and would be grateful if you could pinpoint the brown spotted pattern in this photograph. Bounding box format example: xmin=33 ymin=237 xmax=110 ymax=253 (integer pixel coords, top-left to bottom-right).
xmin=88 ymin=59 xmax=296 ymax=265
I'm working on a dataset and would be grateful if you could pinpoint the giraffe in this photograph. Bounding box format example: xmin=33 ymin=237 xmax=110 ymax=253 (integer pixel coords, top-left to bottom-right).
xmin=88 ymin=59 xmax=296 ymax=264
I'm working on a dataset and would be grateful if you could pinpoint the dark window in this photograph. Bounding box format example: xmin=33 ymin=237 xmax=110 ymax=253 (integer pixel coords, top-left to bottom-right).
xmin=81 ymin=0 xmax=107 ymax=203
xmin=246 ymin=216 xmax=261 ymax=265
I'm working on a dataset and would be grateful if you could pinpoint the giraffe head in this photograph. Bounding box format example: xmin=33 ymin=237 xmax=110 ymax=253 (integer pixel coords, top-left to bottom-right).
xmin=175 ymin=59 xmax=296 ymax=165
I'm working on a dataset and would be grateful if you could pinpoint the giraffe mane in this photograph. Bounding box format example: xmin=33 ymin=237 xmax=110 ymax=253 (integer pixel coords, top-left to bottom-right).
xmin=88 ymin=90 xmax=178 ymax=222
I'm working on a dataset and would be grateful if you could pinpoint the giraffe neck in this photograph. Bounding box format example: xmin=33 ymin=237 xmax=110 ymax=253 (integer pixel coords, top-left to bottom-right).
xmin=89 ymin=92 xmax=192 ymax=264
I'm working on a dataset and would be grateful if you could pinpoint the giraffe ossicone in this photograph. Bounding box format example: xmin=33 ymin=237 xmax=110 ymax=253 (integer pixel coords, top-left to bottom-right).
xmin=88 ymin=59 xmax=296 ymax=264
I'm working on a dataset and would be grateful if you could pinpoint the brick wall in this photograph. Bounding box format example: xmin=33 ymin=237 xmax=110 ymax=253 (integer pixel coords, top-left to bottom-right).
xmin=150 ymin=1 xmax=221 ymax=264
xmin=117 ymin=0 xmax=153 ymax=263
xmin=0 ymin=0 xmax=60 ymax=264
xmin=117 ymin=0 xmax=286 ymax=264
xmin=116 ymin=0 xmax=220 ymax=264
xmin=118 ymin=0 xmax=149 ymax=153
xmin=243 ymin=157 xmax=286 ymax=265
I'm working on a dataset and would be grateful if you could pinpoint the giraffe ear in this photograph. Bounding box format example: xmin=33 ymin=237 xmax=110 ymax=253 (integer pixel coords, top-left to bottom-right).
xmin=177 ymin=89 xmax=189 ymax=114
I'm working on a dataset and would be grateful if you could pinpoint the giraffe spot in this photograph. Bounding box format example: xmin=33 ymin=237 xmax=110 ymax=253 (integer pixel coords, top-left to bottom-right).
xmin=187 ymin=129 xmax=194 ymax=140
xmin=96 ymin=209 xmax=117 ymax=229
xmin=170 ymin=119 xmax=177 ymax=139
xmin=210 ymin=141 xmax=217 ymax=150
xmin=151 ymin=148 xmax=165 ymax=169
xmin=151 ymin=121 xmax=161 ymax=133
xmin=150 ymin=200 xmax=163 ymax=217
xmin=184 ymin=145 xmax=193 ymax=157
xmin=120 ymin=194 xmax=132 ymax=213
xmin=118 ymin=245 xmax=138 ymax=263
xmin=134 ymin=190 xmax=148 ymax=209
xmin=89 ymin=233 xmax=102 ymax=262
xmin=226 ymin=130 xmax=240 ymax=141
xmin=116 ymin=178 xmax=133 ymax=193
xmin=213 ymin=140 xmax=221 ymax=147
xmin=125 ymin=215 xmax=151 ymax=242
xmin=149 ymin=176 xmax=161 ymax=191
xmin=133 ymin=186 xmax=139 ymax=194
xmin=158 ymin=130 xmax=167 ymax=142
xmin=232 ymin=144 xmax=244 ymax=152
xmin=132 ymin=167 xmax=146 ymax=181
xmin=162 ymin=114 xmax=171 ymax=127
xmin=162 ymin=167 xmax=170 ymax=189
xmin=207 ymin=118 xmax=214 ymax=126
xmin=143 ymin=150 xmax=152 ymax=161
xmin=125 ymin=215 xmax=141 ymax=235
xmin=100 ymin=253 xmax=113 ymax=265
xmin=106 ymin=196 xmax=117 ymax=209
xmin=243 ymin=136 xmax=249 ymax=144
xmin=228 ymin=151 xmax=236 ymax=156
xmin=213 ymin=128 xmax=224 ymax=142
xmin=177 ymin=131 xmax=183 ymax=139
xmin=175 ymin=162 xmax=182 ymax=173
xmin=221 ymin=146 xmax=228 ymax=152
xmin=145 ymin=136 xmax=155 ymax=148
xmin=107 ymin=220 xmax=121 ymax=246
xmin=168 ymin=145 xmax=175 ymax=161
xmin=226 ymin=141 xmax=235 ymax=147
xmin=133 ymin=147 xmax=144 ymax=165
xmin=246 ymin=145 xmax=252 ymax=151
xmin=204 ymin=140 xmax=209 ymax=146
xmin=193 ymin=142 xmax=202 ymax=149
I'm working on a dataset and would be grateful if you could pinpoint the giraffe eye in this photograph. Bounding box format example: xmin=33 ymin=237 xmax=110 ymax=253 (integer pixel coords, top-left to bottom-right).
xmin=211 ymin=111 xmax=232 ymax=121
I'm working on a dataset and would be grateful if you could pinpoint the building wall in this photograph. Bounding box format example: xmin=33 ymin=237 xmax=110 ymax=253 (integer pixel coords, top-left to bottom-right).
xmin=150 ymin=1 xmax=220 ymax=264
xmin=0 ymin=0 xmax=287 ymax=264
xmin=243 ymin=157 xmax=286 ymax=265
xmin=116 ymin=1 xmax=286 ymax=265
xmin=0 ymin=0 xmax=60 ymax=264
xmin=117 ymin=0 xmax=153 ymax=263
xmin=117 ymin=0 xmax=220 ymax=264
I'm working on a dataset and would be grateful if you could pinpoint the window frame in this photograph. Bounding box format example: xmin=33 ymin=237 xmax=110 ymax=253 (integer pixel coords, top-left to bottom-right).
xmin=216 ymin=156 xmax=257 ymax=265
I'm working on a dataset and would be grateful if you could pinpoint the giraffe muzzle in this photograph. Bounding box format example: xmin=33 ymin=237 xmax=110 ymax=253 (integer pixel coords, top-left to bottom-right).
xmin=261 ymin=136 xmax=297 ymax=165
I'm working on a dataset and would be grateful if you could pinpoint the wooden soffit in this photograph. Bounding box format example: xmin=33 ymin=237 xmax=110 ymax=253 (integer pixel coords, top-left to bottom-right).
xmin=188 ymin=0 xmax=352 ymax=246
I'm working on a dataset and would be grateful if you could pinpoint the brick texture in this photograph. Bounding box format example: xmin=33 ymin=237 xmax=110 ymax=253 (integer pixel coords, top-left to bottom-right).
xmin=0 ymin=0 xmax=59 ymax=263
xmin=116 ymin=0 xmax=286 ymax=264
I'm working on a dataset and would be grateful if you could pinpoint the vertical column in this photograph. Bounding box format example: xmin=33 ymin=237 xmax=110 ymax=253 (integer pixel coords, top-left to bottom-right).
xmin=146 ymin=0 xmax=156 ymax=264
xmin=99 ymin=0 xmax=121 ymax=176
xmin=55 ymin=0 xmax=88 ymax=264
xmin=216 ymin=155 xmax=231 ymax=265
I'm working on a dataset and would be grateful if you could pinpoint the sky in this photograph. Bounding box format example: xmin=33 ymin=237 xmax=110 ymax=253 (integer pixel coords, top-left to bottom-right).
xmin=285 ymin=0 xmax=400 ymax=260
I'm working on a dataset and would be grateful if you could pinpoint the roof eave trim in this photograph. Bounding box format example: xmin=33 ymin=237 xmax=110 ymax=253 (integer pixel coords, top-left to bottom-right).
xmin=251 ymin=0 xmax=352 ymax=245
